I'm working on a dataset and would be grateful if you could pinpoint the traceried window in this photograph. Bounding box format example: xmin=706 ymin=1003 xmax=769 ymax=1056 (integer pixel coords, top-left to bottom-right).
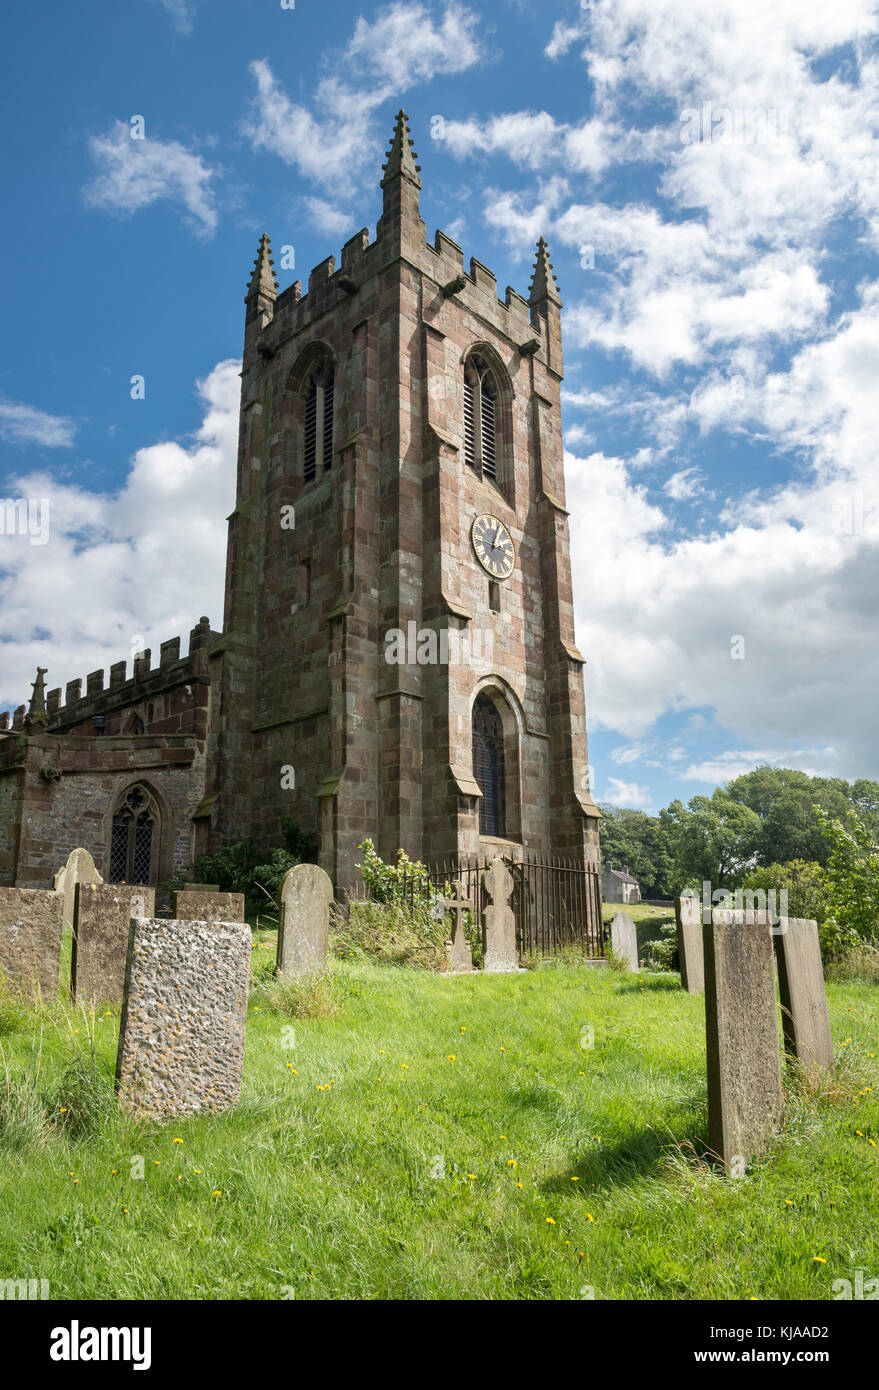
xmin=109 ymin=784 xmax=158 ymax=884
xmin=463 ymin=353 xmax=499 ymax=483
xmin=303 ymin=359 xmax=334 ymax=483
xmin=472 ymin=694 xmax=506 ymax=838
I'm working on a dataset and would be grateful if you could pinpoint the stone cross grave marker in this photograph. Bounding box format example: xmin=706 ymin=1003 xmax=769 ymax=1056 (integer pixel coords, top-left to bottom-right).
xmin=72 ymin=883 xmax=155 ymax=1005
xmin=675 ymin=892 xmax=704 ymax=992
xmin=276 ymin=863 xmax=333 ymax=977
xmin=445 ymin=882 xmax=474 ymax=973
xmin=115 ymin=916 xmax=251 ymax=1119
xmin=609 ymin=910 xmax=639 ymax=972
xmin=54 ymin=848 xmax=103 ymax=932
xmin=775 ymin=917 xmax=834 ymax=1074
xmin=0 ymin=887 xmax=63 ymax=996
xmin=173 ymin=890 xmax=246 ymax=926
xmin=704 ymin=909 xmax=783 ymax=1174
xmin=482 ymin=858 xmax=518 ymax=973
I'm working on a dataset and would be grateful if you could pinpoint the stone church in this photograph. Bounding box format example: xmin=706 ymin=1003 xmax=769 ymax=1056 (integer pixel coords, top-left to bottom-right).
xmin=0 ymin=113 xmax=600 ymax=897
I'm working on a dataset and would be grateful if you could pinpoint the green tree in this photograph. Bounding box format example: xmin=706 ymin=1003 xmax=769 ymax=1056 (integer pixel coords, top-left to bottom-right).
xmin=815 ymin=807 xmax=879 ymax=955
xmin=596 ymin=806 xmax=676 ymax=898
xmin=663 ymin=789 xmax=762 ymax=889
xmin=726 ymin=766 xmax=851 ymax=867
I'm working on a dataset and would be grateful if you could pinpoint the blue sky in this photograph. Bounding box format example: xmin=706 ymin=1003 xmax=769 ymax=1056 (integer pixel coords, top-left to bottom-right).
xmin=1 ymin=0 xmax=878 ymax=813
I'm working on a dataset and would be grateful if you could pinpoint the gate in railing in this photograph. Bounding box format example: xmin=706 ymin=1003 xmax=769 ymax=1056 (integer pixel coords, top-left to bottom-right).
xmin=386 ymin=853 xmax=605 ymax=959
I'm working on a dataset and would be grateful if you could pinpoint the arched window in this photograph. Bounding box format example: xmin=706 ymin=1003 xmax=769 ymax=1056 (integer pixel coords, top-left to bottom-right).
xmin=109 ymin=784 xmax=159 ymax=884
xmin=472 ymin=694 xmax=506 ymax=838
xmin=464 ymin=353 xmax=499 ymax=482
xmin=303 ymin=358 xmax=334 ymax=483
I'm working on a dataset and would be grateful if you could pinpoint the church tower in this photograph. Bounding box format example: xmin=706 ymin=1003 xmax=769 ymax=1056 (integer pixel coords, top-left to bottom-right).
xmin=204 ymin=112 xmax=601 ymax=892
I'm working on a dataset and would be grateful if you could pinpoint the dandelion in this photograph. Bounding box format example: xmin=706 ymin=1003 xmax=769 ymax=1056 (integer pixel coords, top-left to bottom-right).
xmin=507 ymin=1159 xmax=517 ymax=1168
xmin=516 ymin=1182 xmax=523 ymax=1189
xmin=287 ymin=1065 xmax=297 ymax=1072
xmin=173 ymin=1138 xmax=183 ymax=1144
xmin=194 ymin=1169 xmax=202 ymax=1175
xmin=570 ymin=1176 xmax=579 ymax=1182
xmin=500 ymin=1134 xmax=507 ymax=1140
xmin=448 ymin=1054 xmax=456 ymax=1062
xmin=467 ymin=1173 xmax=476 ymax=1181
xmin=123 ymin=1208 xmax=129 ymax=1214
xmin=586 ymin=1213 xmax=595 ymax=1222
xmin=60 ymin=1109 xmax=68 ymax=1115
xmin=546 ymin=1217 xmax=555 ymax=1225
xmin=212 ymin=1189 xmax=222 ymax=1196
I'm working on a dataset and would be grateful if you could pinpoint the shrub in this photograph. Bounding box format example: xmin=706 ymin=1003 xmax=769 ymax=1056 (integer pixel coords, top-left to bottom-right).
xmin=256 ymin=970 xmax=346 ymax=1020
xmin=167 ymin=819 xmax=318 ymax=918
xmin=45 ymin=1050 xmax=116 ymax=1142
xmin=334 ymin=897 xmax=452 ymax=971
xmin=641 ymin=920 xmax=678 ymax=972
xmin=816 ymin=808 xmax=879 ymax=955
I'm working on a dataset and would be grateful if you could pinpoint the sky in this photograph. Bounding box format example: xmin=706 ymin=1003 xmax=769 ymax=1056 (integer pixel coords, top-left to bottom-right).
xmin=1 ymin=0 xmax=878 ymax=814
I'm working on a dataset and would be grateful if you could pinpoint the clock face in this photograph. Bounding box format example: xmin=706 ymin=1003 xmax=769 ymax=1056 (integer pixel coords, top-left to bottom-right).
xmin=471 ymin=514 xmax=515 ymax=580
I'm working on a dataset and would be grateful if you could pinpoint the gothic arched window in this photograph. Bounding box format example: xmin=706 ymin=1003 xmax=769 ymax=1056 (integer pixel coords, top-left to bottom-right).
xmin=472 ymin=694 xmax=506 ymax=838
xmin=303 ymin=358 xmax=334 ymax=483
xmin=464 ymin=353 xmax=499 ymax=482
xmin=109 ymin=784 xmax=159 ymax=884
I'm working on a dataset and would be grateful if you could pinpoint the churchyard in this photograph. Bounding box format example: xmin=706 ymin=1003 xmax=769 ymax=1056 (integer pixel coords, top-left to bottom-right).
xmin=0 ymin=853 xmax=876 ymax=1300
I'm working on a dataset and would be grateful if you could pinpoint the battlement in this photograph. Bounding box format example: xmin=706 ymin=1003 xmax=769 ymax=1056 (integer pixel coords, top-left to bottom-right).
xmin=2 ymin=616 xmax=219 ymax=734
xmin=245 ymin=115 xmax=555 ymax=372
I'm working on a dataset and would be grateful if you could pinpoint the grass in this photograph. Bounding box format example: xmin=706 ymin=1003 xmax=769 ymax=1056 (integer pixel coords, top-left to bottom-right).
xmin=0 ymin=930 xmax=875 ymax=1300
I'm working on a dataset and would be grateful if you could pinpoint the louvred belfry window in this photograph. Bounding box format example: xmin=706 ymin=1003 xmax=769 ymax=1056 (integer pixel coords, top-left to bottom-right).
xmin=303 ymin=358 xmax=334 ymax=483
xmin=472 ymin=694 xmax=506 ymax=839
xmin=463 ymin=354 xmax=499 ymax=483
xmin=109 ymin=785 xmax=158 ymax=884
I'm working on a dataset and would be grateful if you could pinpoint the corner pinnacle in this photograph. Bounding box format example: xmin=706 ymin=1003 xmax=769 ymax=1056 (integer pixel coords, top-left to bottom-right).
xmin=246 ymin=233 xmax=279 ymax=302
xmin=381 ymin=109 xmax=422 ymax=188
xmin=529 ymin=237 xmax=562 ymax=306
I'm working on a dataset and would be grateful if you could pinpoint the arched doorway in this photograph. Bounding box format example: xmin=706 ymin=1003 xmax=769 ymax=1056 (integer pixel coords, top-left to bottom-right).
xmin=472 ymin=693 xmax=506 ymax=838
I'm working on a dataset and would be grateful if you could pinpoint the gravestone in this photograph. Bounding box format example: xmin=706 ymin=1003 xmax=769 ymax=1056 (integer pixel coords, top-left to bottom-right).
xmin=675 ymin=892 xmax=704 ymax=992
xmin=53 ymin=848 xmax=103 ymax=932
xmin=482 ymin=858 xmax=518 ymax=973
xmin=182 ymin=882 xmax=220 ymax=891
xmin=115 ymin=916 xmax=251 ymax=1119
xmin=775 ymin=917 xmax=834 ymax=1073
xmin=444 ymin=882 xmax=475 ymax=973
xmin=276 ymin=863 xmax=333 ymax=977
xmin=72 ymin=883 xmax=155 ymax=1005
xmin=704 ymin=911 xmax=783 ymax=1173
xmin=609 ymin=910 xmax=639 ymax=972
xmin=173 ymin=890 xmax=245 ymax=926
xmin=0 ymin=887 xmax=63 ymax=995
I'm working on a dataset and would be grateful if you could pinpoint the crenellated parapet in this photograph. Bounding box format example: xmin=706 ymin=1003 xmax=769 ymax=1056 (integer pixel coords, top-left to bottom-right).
xmin=0 ymin=616 xmax=220 ymax=736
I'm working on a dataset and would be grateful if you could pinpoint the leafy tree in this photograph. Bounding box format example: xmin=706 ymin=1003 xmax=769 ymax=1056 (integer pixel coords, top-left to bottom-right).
xmin=815 ymin=808 xmax=879 ymax=956
xmin=596 ymin=806 xmax=676 ymax=898
xmin=741 ymin=860 xmax=828 ymax=925
xmin=663 ymin=789 xmax=762 ymax=890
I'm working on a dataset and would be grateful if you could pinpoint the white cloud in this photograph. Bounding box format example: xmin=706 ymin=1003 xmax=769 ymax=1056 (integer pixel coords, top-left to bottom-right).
xmin=83 ymin=121 xmax=219 ymax=236
xmin=243 ymin=3 xmax=485 ymax=196
xmin=603 ymin=777 xmax=653 ymax=808
xmin=155 ymin=0 xmax=194 ymax=34
xmin=0 ymin=399 xmax=76 ymax=449
xmin=302 ymin=197 xmax=356 ymax=239
xmin=0 ymin=360 xmax=240 ymax=712
xmin=664 ymin=467 xmax=709 ymax=503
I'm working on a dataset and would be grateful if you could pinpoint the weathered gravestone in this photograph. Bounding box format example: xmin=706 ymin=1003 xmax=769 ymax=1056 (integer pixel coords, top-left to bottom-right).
xmin=276 ymin=863 xmax=333 ymax=977
xmin=675 ymin=892 xmax=704 ymax=992
xmin=482 ymin=859 xmax=518 ymax=973
xmin=182 ymin=882 xmax=220 ymax=891
xmin=445 ymin=882 xmax=475 ymax=973
xmin=115 ymin=916 xmax=251 ymax=1118
xmin=54 ymin=848 xmax=103 ymax=932
xmin=609 ymin=910 xmax=639 ymax=972
xmin=775 ymin=917 xmax=834 ymax=1073
xmin=72 ymin=883 xmax=155 ymax=1005
xmin=0 ymin=887 xmax=63 ymax=995
xmin=172 ymin=890 xmax=245 ymax=926
xmin=704 ymin=910 xmax=783 ymax=1173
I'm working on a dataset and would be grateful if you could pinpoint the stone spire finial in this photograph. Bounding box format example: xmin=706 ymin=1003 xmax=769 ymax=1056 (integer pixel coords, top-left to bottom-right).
xmin=24 ymin=666 xmax=49 ymax=732
xmin=381 ymin=109 xmax=422 ymax=189
xmin=246 ymin=233 xmax=279 ymax=303
xmin=529 ymin=237 xmax=562 ymax=307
